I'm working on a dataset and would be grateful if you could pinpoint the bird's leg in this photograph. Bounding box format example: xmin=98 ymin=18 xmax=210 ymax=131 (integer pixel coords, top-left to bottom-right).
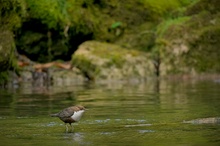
xmin=70 ymin=123 xmax=74 ymax=132
xmin=65 ymin=123 xmax=69 ymax=132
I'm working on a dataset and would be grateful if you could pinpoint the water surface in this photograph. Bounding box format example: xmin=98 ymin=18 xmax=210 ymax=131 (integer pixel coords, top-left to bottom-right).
xmin=0 ymin=79 xmax=220 ymax=145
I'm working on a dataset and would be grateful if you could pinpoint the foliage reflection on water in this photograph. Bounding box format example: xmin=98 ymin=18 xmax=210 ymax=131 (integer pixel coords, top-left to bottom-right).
xmin=0 ymin=78 xmax=220 ymax=145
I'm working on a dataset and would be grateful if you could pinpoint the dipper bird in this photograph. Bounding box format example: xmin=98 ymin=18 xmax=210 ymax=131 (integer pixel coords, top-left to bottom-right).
xmin=50 ymin=105 xmax=85 ymax=131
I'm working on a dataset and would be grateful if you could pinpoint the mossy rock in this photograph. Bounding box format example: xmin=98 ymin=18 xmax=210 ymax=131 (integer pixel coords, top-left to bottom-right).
xmin=154 ymin=0 xmax=220 ymax=75
xmin=71 ymin=41 xmax=154 ymax=81
xmin=0 ymin=28 xmax=18 ymax=83
xmin=72 ymin=55 xmax=100 ymax=81
xmin=0 ymin=30 xmax=14 ymax=71
xmin=0 ymin=0 xmax=26 ymax=84
xmin=187 ymin=25 xmax=220 ymax=72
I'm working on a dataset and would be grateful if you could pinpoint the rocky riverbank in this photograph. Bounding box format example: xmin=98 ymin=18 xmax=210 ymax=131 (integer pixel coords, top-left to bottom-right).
xmin=1 ymin=0 xmax=220 ymax=85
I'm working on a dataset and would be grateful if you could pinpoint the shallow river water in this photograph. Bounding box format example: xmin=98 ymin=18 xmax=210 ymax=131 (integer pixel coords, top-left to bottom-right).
xmin=0 ymin=78 xmax=220 ymax=146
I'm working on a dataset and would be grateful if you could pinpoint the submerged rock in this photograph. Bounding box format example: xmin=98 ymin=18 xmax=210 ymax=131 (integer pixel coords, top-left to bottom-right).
xmin=71 ymin=41 xmax=154 ymax=81
xmin=183 ymin=117 xmax=220 ymax=124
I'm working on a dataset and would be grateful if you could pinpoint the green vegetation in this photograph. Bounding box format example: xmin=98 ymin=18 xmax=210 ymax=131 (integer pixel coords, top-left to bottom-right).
xmin=25 ymin=0 xmax=69 ymax=29
xmin=0 ymin=0 xmax=26 ymax=83
xmin=156 ymin=17 xmax=190 ymax=37
xmin=153 ymin=0 xmax=220 ymax=74
xmin=1 ymin=0 xmax=220 ymax=82
xmin=0 ymin=0 xmax=26 ymax=30
xmin=14 ymin=0 xmax=196 ymax=63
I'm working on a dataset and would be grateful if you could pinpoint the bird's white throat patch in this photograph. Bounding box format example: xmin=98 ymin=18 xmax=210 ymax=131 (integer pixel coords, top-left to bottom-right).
xmin=71 ymin=110 xmax=85 ymax=122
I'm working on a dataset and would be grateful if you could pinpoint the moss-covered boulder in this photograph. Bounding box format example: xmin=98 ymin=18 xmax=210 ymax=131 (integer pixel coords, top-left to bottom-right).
xmin=0 ymin=30 xmax=15 ymax=71
xmin=0 ymin=29 xmax=17 ymax=83
xmin=72 ymin=41 xmax=154 ymax=81
xmin=154 ymin=0 xmax=220 ymax=75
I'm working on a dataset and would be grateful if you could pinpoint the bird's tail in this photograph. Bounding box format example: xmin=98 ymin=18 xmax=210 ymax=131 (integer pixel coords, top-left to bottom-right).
xmin=50 ymin=113 xmax=59 ymax=117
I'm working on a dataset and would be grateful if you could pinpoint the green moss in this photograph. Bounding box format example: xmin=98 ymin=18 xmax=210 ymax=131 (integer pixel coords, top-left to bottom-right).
xmin=182 ymin=9 xmax=220 ymax=73
xmin=0 ymin=43 xmax=18 ymax=84
xmin=151 ymin=0 xmax=220 ymax=75
xmin=0 ymin=0 xmax=26 ymax=83
xmin=187 ymin=26 xmax=220 ymax=72
xmin=14 ymin=0 xmax=196 ymax=64
xmin=0 ymin=0 xmax=26 ymax=30
xmin=67 ymin=0 xmax=170 ymax=42
xmin=25 ymin=0 xmax=68 ymax=29
xmin=71 ymin=40 xmax=152 ymax=80
xmin=88 ymin=41 xmax=143 ymax=68
xmin=105 ymin=55 xmax=125 ymax=68
xmin=141 ymin=0 xmax=181 ymax=19
xmin=0 ymin=71 xmax=9 ymax=84
xmin=156 ymin=16 xmax=190 ymax=37
xmin=72 ymin=55 xmax=100 ymax=80
xmin=186 ymin=0 xmax=220 ymax=15
xmin=0 ymin=28 xmax=19 ymax=83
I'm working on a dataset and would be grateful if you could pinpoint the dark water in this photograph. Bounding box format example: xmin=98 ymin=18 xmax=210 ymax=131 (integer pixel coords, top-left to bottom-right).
xmin=0 ymin=78 xmax=220 ymax=146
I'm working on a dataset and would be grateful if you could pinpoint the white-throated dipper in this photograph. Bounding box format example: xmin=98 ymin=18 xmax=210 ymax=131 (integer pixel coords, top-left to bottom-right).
xmin=50 ymin=105 xmax=85 ymax=131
